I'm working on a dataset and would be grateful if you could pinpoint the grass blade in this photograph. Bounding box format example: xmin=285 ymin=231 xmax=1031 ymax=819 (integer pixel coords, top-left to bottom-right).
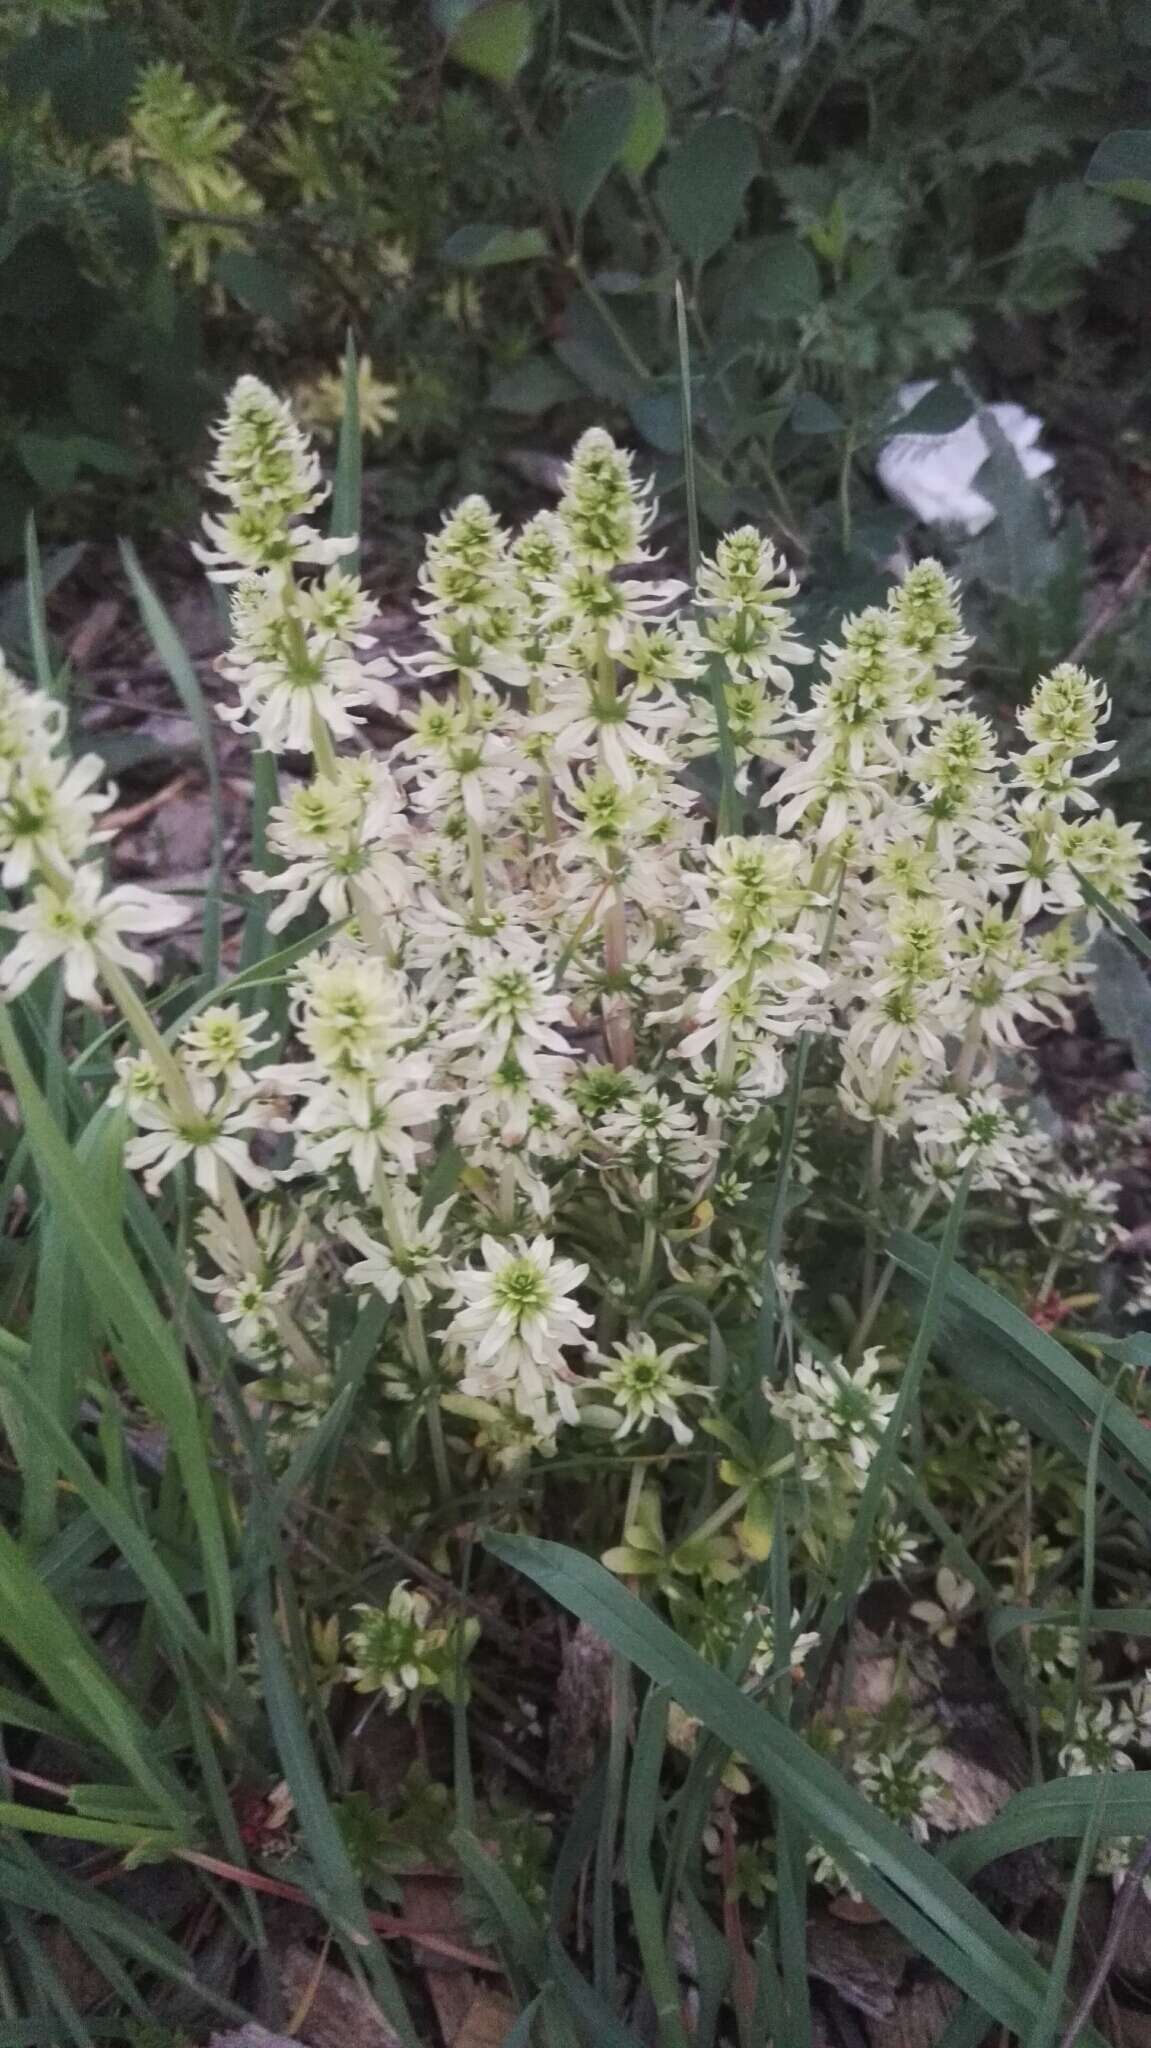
xmin=255 ymin=1574 xmax=422 ymax=2048
xmin=119 ymin=539 xmax=224 ymax=986
xmin=624 ymin=1688 xmax=690 ymax=2048
xmin=330 ymin=329 xmax=362 ymax=572
xmin=23 ymin=1104 xmax=122 ymax=1550
xmin=22 ymin=514 xmax=59 ymax=699
xmin=0 ymin=1010 xmax=236 ymax=1669
xmin=485 ymin=1533 xmax=1065 ymax=2039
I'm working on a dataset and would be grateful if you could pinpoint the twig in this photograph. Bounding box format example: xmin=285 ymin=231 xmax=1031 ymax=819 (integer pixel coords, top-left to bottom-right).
xmin=1068 ymin=541 xmax=1151 ymax=664
xmin=178 ymin=1849 xmax=505 ymax=1970
xmin=105 ymin=771 xmax=196 ymax=834
xmin=1056 ymin=1831 xmax=1151 ymax=2048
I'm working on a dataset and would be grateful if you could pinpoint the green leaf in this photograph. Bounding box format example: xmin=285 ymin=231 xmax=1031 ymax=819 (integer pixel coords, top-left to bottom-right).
xmin=716 ymin=233 xmax=821 ymax=330
xmin=485 ymin=1535 xmax=1064 ymax=2039
xmin=488 ymin=355 xmax=580 ymax=415
xmin=256 ymin=1577 xmax=422 ymax=2045
xmin=24 ymin=1105 xmax=121 ymax=1548
xmin=0 ymin=1012 xmax=236 ymax=1671
xmin=213 ymin=250 xmax=295 ymax=322
xmin=628 ymin=388 xmax=682 ymax=454
xmin=446 ymin=0 xmax=533 ymax=85
xmin=619 ymin=80 xmax=667 ymax=178
xmin=1076 ymin=872 xmax=1151 ymax=964
xmin=657 ymin=116 xmax=759 ymax=266
xmin=556 ymin=83 xmax=638 ymax=219
xmin=120 ymin=541 xmax=224 ymax=987
xmin=790 ymin=392 xmax=843 ymax=435
xmin=0 ymin=1347 xmax=220 ymax=1683
xmin=945 ymin=1771 xmax=1151 ymax=1880
xmin=441 ymin=224 xmax=550 ymax=269
xmin=1085 ymin=129 xmax=1151 ymax=207
xmin=960 ymin=409 xmax=1055 ymax=601
xmin=330 ymin=331 xmax=362 ymax=575
xmin=1090 ymin=926 xmax=1151 ymax=1088
xmin=22 ymin=515 xmax=59 ymax=699
xmin=0 ymin=1522 xmax=186 ymax=1826
xmin=888 ymin=1232 xmax=1151 ymax=1523
xmin=2 ymin=23 xmax=139 ymax=140
xmin=16 ymin=433 xmax=138 ymax=496
xmin=888 ymin=381 xmax=976 ymax=435
xmin=555 ymin=292 xmax=645 ymax=402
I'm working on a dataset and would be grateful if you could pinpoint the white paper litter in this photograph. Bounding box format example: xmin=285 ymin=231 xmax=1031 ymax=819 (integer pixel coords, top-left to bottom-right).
xmin=877 ymin=380 xmax=1055 ymax=536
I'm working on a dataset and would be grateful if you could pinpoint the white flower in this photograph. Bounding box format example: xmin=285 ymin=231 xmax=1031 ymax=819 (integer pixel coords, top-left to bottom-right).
xmin=768 ymin=1348 xmax=897 ymax=1484
xmin=0 ymin=869 xmax=189 ymax=1006
xmin=911 ymin=1087 xmax=1035 ymax=1192
xmin=446 ymin=1234 xmax=593 ymax=1433
xmin=0 ymin=751 xmax=112 ymax=886
xmin=289 ymin=1065 xmax=448 ymax=1192
xmin=180 ymin=1004 xmax=273 ymax=1078
xmin=336 ymin=1191 xmax=454 ymax=1306
xmin=748 ymin=1609 xmax=821 ymax=1681
xmin=592 ymin=1336 xmax=705 ymax=1444
xmin=124 ymin=1077 xmax=273 ymax=1201
xmin=1059 ymin=1698 xmax=1137 ymax=1777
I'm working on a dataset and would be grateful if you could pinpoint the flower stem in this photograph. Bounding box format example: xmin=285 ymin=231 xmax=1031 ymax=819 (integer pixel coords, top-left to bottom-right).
xmin=860 ymin=1122 xmax=885 ymax=1314
xmin=97 ymin=951 xmax=196 ymax=1119
xmin=375 ymin=1171 xmax=452 ymax=1501
xmin=466 ymin=817 xmax=488 ymax=919
xmin=847 ymin=1183 xmax=937 ymax=1365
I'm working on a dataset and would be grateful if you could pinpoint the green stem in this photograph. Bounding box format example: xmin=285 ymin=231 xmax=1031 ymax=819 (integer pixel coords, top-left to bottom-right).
xmin=375 ymin=1173 xmax=452 ymax=1501
xmin=466 ymin=817 xmax=487 ymax=919
xmin=848 ymin=1183 xmax=937 ymax=1365
xmin=97 ymin=953 xmax=195 ymax=1118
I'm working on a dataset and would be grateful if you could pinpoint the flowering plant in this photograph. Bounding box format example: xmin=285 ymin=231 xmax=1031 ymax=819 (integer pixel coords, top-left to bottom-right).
xmin=3 ymin=374 xmax=1151 ymax=1959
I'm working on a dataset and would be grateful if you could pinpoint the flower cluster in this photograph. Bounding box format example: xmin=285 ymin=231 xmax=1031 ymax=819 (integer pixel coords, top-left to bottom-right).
xmin=0 ymin=660 xmax=186 ymax=1006
xmin=344 ymin=1581 xmax=478 ymax=1714
xmin=2 ymin=378 xmax=1146 ymax=1888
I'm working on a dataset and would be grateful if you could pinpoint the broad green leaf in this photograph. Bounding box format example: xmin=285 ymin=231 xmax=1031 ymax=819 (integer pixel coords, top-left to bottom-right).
xmin=888 ymin=381 xmax=976 ymax=435
xmin=213 ymin=250 xmax=294 ymax=321
xmin=486 ymin=1535 xmax=1063 ymax=2037
xmin=446 ymin=0 xmax=532 ymax=85
xmin=555 ymin=292 xmax=645 ymax=402
xmin=556 ymin=83 xmax=637 ymax=219
xmin=716 ymin=233 xmax=821 ymax=330
xmin=16 ymin=433 xmax=138 ymax=495
xmin=442 ymin=224 xmax=550 ymax=268
xmin=619 ymin=80 xmax=666 ymax=178
xmin=791 ymin=391 xmax=844 ymax=435
xmin=1086 ymin=129 xmax=1151 ymax=207
xmin=657 ymin=116 xmax=759 ymax=266
xmin=1090 ymin=926 xmax=1151 ymax=1088
xmin=488 ymin=355 xmax=581 ymax=415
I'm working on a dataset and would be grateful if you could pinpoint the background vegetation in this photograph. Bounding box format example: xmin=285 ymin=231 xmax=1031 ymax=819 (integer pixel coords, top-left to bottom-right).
xmin=1 ymin=0 xmax=1147 ymax=564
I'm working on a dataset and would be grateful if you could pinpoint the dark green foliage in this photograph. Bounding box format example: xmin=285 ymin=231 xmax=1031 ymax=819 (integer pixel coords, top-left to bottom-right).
xmin=0 ymin=0 xmax=1145 ymax=551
